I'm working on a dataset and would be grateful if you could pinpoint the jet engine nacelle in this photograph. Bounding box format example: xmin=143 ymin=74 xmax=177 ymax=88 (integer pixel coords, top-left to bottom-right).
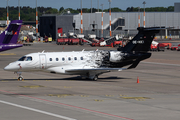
xmin=109 ymin=51 xmax=122 ymax=62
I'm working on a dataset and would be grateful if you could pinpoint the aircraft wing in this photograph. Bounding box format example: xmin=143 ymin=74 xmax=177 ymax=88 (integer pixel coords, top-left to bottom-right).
xmin=66 ymin=68 xmax=127 ymax=76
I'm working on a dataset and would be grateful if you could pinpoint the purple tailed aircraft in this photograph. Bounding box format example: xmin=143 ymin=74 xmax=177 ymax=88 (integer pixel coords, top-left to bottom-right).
xmin=0 ymin=20 xmax=23 ymax=52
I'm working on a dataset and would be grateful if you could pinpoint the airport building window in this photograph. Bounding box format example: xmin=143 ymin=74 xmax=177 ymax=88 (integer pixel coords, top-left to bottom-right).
xmin=74 ymin=57 xmax=77 ymax=60
xmin=49 ymin=58 xmax=52 ymax=61
xmin=68 ymin=57 xmax=71 ymax=61
xmin=62 ymin=57 xmax=65 ymax=61
xmin=56 ymin=58 xmax=59 ymax=61
xmin=80 ymin=57 xmax=83 ymax=60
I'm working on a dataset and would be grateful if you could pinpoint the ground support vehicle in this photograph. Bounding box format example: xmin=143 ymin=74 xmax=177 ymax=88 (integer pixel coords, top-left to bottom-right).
xmin=150 ymin=43 xmax=165 ymax=51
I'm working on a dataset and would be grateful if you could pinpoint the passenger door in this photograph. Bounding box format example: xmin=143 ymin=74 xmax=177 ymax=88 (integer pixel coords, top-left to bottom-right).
xmin=39 ymin=54 xmax=46 ymax=69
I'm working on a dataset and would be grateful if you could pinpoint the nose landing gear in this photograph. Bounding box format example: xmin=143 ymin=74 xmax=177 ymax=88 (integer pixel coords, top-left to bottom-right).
xmin=15 ymin=72 xmax=24 ymax=81
xmin=18 ymin=76 xmax=24 ymax=81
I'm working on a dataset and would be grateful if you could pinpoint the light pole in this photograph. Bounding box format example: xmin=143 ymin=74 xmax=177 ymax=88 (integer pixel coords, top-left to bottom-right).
xmin=138 ymin=7 xmax=140 ymax=27
xmin=108 ymin=0 xmax=112 ymax=36
xmin=18 ymin=0 xmax=20 ymax=20
xmin=97 ymin=0 xmax=99 ymax=12
xmin=80 ymin=0 xmax=83 ymax=34
xmin=7 ymin=0 xmax=9 ymax=25
xmin=101 ymin=4 xmax=104 ymax=37
xmin=91 ymin=0 xmax=92 ymax=13
xmin=36 ymin=0 xmax=38 ymax=40
xmin=143 ymin=1 xmax=146 ymax=27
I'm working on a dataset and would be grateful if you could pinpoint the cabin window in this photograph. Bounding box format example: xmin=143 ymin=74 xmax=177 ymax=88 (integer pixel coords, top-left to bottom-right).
xmin=62 ymin=57 xmax=65 ymax=61
xmin=74 ymin=57 xmax=77 ymax=60
xmin=80 ymin=57 xmax=83 ymax=60
xmin=56 ymin=58 xmax=59 ymax=61
xmin=49 ymin=58 xmax=52 ymax=61
xmin=68 ymin=57 xmax=71 ymax=61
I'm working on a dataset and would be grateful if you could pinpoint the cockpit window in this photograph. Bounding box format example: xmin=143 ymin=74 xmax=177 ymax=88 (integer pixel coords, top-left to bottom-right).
xmin=18 ymin=56 xmax=32 ymax=61
xmin=26 ymin=56 xmax=32 ymax=61
xmin=18 ymin=56 xmax=26 ymax=61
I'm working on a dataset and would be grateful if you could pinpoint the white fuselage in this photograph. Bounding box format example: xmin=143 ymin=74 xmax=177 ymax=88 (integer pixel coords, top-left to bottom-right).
xmin=4 ymin=50 xmax=123 ymax=75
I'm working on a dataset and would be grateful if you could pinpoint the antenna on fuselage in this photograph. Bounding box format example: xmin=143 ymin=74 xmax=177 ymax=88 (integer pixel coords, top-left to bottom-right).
xmin=42 ymin=50 xmax=45 ymax=53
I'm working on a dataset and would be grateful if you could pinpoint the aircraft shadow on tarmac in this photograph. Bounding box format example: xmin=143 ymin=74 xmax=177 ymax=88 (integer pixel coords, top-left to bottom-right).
xmin=1 ymin=76 xmax=130 ymax=82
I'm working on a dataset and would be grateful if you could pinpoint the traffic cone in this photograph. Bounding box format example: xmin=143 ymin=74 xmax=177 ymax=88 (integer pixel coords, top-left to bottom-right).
xmin=137 ymin=77 xmax=139 ymax=83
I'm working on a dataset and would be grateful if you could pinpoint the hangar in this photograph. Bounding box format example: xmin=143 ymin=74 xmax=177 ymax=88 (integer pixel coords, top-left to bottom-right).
xmin=40 ymin=11 xmax=180 ymax=40
xmin=40 ymin=13 xmax=125 ymax=40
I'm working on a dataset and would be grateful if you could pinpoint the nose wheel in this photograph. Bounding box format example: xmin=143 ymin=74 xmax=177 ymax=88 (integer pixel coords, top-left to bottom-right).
xmin=15 ymin=72 xmax=24 ymax=81
xmin=18 ymin=76 xmax=24 ymax=81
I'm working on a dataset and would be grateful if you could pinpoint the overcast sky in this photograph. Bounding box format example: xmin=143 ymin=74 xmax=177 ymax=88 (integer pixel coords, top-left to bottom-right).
xmin=1 ymin=0 xmax=179 ymax=10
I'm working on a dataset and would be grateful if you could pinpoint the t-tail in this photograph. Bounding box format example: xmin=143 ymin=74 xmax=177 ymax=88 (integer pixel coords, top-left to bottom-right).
xmin=0 ymin=20 xmax=23 ymax=52
xmin=121 ymin=27 xmax=165 ymax=53
xmin=118 ymin=27 xmax=165 ymax=69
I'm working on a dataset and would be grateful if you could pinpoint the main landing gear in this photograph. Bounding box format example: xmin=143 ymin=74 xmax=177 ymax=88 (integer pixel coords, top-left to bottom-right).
xmin=81 ymin=75 xmax=98 ymax=81
xmin=93 ymin=75 xmax=98 ymax=81
xmin=88 ymin=75 xmax=98 ymax=81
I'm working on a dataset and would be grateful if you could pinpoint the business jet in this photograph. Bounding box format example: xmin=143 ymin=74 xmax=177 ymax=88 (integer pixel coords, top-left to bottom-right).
xmin=0 ymin=20 xmax=23 ymax=52
xmin=4 ymin=27 xmax=164 ymax=81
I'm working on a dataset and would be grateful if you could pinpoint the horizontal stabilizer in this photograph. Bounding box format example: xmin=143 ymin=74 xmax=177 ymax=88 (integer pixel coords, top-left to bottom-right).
xmin=122 ymin=27 xmax=165 ymax=53
xmin=127 ymin=60 xmax=140 ymax=69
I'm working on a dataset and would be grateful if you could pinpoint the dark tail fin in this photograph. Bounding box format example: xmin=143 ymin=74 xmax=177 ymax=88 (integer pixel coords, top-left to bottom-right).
xmin=122 ymin=27 xmax=165 ymax=53
xmin=0 ymin=20 xmax=22 ymax=44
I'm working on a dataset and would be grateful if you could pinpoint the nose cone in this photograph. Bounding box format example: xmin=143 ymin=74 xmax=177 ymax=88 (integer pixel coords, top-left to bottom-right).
xmin=4 ymin=64 xmax=13 ymax=71
xmin=4 ymin=62 xmax=19 ymax=71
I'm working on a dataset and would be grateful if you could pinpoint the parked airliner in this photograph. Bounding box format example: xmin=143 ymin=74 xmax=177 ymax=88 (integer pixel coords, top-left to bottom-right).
xmin=4 ymin=27 xmax=164 ymax=80
xmin=0 ymin=20 xmax=22 ymax=52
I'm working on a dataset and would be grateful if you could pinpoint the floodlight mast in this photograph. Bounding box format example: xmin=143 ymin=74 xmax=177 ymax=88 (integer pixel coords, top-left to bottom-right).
xmin=108 ymin=0 xmax=112 ymax=36
xmin=18 ymin=0 xmax=20 ymax=20
xmin=91 ymin=0 xmax=92 ymax=13
xmin=7 ymin=0 xmax=9 ymax=25
xmin=143 ymin=1 xmax=146 ymax=27
xmin=80 ymin=0 xmax=83 ymax=34
xmin=138 ymin=7 xmax=140 ymax=27
xmin=36 ymin=0 xmax=38 ymax=40
xmin=101 ymin=4 xmax=104 ymax=37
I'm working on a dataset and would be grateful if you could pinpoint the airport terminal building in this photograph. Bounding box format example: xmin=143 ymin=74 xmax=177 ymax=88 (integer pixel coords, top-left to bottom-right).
xmin=40 ymin=3 xmax=180 ymax=40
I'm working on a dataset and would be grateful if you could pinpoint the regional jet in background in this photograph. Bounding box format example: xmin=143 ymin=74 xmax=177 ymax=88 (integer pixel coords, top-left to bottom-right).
xmin=0 ymin=20 xmax=23 ymax=52
xmin=4 ymin=27 xmax=164 ymax=81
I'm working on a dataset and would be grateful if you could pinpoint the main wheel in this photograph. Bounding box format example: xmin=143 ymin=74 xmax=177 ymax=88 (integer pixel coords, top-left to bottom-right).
xmin=93 ymin=76 xmax=98 ymax=81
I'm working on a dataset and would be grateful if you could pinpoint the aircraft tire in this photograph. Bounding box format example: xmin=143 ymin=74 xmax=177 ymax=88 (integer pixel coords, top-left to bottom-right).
xmin=18 ymin=77 xmax=23 ymax=81
xmin=93 ymin=76 xmax=98 ymax=81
